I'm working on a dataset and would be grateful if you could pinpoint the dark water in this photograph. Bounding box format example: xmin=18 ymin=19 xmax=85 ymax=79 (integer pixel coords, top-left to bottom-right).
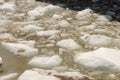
xmin=36 ymin=0 xmax=120 ymax=21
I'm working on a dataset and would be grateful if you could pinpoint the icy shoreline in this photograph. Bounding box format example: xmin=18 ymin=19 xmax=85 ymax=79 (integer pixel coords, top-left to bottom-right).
xmin=0 ymin=0 xmax=120 ymax=80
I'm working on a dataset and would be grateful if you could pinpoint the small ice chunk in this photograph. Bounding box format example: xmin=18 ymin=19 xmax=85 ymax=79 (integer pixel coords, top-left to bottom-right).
xmin=56 ymin=39 xmax=80 ymax=50
xmin=18 ymin=40 xmax=35 ymax=48
xmin=87 ymin=35 xmax=112 ymax=47
xmin=20 ymin=25 xmax=44 ymax=33
xmin=96 ymin=15 xmax=112 ymax=22
xmin=28 ymin=55 xmax=62 ymax=68
xmin=0 ymin=2 xmax=16 ymax=12
xmin=0 ymin=57 xmax=2 ymax=65
xmin=58 ymin=20 xmax=70 ymax=27
xmin=0 ymin=33 xmax=15 ymax=40
xmin=27 ymin=9 xmax=41 ymax=18
xmin=59 ymin=71 xmax=82 ymax=77
xmin=78 ymin=23 xmax=96 ymax=31
xmin=0 ymin=73 xmax=18 ymax=80
xmin=52 ymin=14 xmax=63 ymax=20
xmin=107 ymin=74 xmax=117 ymax=80
xmin=76 ymin=8 xmax=93 ymax=21
xmin=0 ymin=20 xmax=12 ymax=26
xmin=28 ymin=5 xmax=62 ymax=19
xmin=0 ymin=57 xmax=2 ymax=72
xmin=2 ymin=43 xmax=38 ymax=57
xmin=52 ymin=66 xmax=68 ymax=71
xmin=13 ymin=13 xmax=25 ymax=20
xmin=37 ymin=30 xmax=61 ymax=37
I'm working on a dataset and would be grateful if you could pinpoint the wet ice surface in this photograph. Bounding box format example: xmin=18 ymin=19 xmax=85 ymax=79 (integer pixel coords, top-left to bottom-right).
xmin=0 ymin=0 xmax=120 ymax=80
xmin=0 ymin=45 xmax=28 ymax=77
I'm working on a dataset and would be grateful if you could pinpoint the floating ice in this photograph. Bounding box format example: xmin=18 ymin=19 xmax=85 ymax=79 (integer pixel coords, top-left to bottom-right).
xmin=28 ymin=55 xmax=62 ymax=68
xmin=74 ymin=47 xmax=120 ymax=72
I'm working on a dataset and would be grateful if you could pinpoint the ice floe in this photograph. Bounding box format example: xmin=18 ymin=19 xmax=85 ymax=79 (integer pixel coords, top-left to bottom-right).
xmin=28 ymin=55 xmax=62 ymax=68
xmin=74 ymin=47 xmax=120 ymax=72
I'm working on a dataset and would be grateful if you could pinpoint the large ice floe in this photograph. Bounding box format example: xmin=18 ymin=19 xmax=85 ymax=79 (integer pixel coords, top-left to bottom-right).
xmin=18 ymin=69 xmax=92 ymax=80
xmin=74 ymin=47 xmax=120 ymax=72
